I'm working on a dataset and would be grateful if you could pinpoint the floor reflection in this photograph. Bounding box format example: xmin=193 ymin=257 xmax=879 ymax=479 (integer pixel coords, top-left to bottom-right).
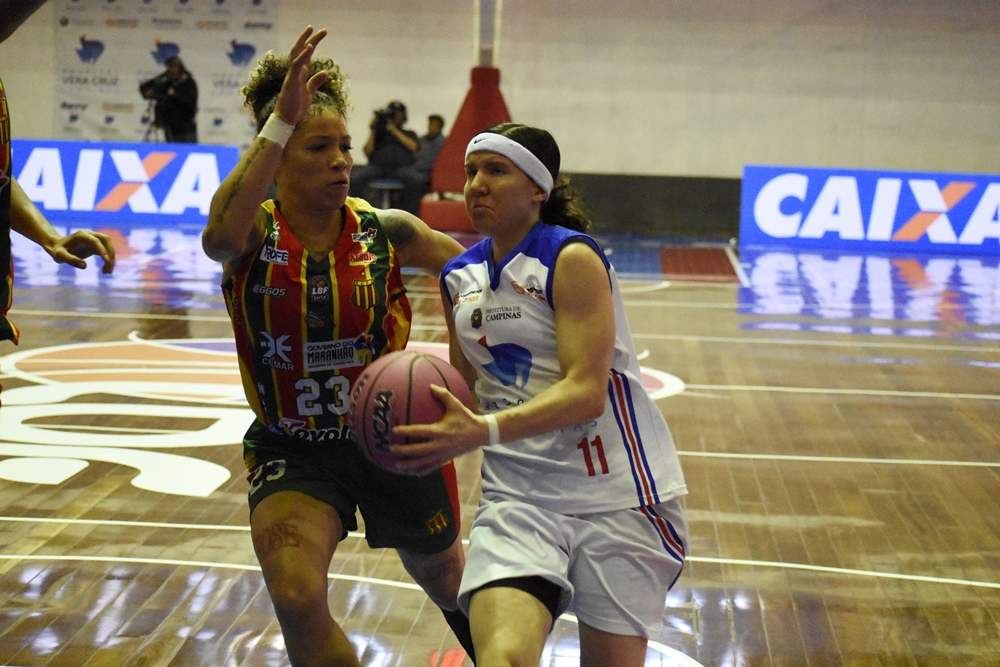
xmin=14 ymin=227 xmax=996 ymax=332
xmin=738 ymin=248 xmax=1000 ymax=337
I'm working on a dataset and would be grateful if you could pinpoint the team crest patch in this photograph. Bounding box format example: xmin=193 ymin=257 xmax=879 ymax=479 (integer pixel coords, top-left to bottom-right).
xmin=352 ymin=228 xmax=377 ymax=243
xmin=352 ymin=278 xmax=378 ymax=309
xmin=511 ymin=279 xmax=546 ymax=303
xmin=471 ymin=308 xmax=483 ymax=329
xmin=309 ymin=275 xmax=330 ymax=303
xmin=306 ymin=310 xmax=328 ymax=328
xmin=268 ymin=219 xmax=281 ymax=242
xmin=426 ymin=509 xmax=449 ymax=534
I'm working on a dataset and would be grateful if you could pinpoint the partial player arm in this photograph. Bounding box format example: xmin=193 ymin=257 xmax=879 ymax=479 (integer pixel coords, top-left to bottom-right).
xmin=202 ymin=26 xmax=328 ymax=271
xmin=379 ymin=208 xmax=465 ymax=276
xmin=393 ymin=241 xmax=615 ymax=475
xmin=10 ymin=177 xmax=115 ymax=273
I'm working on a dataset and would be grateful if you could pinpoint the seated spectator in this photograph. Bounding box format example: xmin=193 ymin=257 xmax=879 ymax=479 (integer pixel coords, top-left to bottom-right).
xmin=396 ymin=114 xmax=447 ymax=214
xmin=348 ymin=100 xmax=418 ymax=204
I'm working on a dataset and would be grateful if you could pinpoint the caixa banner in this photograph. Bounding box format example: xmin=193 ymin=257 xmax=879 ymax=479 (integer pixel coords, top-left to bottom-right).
xmin=11 ymin=139 xmax=240 ymax=226
xmin=741 ymin=165 xmax=1000 ymax=256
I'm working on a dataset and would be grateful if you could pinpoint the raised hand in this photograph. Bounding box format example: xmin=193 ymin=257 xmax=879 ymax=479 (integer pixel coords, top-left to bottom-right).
xmin=273 ymin=26 xmax=329 ymax=126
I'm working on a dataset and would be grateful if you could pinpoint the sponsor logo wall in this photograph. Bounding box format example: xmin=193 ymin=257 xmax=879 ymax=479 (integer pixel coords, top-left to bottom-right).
xmin=12 ymin=138 xmax=239 ymax=225
xmin=55 ymin=0 xmax=276 ymax=148
xmin=741 ymin=165 xmax=1000 ymax=257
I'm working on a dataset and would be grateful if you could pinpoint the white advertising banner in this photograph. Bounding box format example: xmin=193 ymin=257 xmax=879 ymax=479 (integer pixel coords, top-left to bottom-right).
xmin=53 ymin=0 xmax=277 ymax=149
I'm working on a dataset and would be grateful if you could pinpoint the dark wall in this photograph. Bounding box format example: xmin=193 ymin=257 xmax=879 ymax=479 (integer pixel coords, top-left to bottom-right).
xmin=565 ymin=173 xmax=741 ymax=242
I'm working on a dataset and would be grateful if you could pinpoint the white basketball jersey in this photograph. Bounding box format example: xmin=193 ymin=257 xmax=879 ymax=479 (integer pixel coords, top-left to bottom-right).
xmin=441 ymin=222 xmax=687 ymax=514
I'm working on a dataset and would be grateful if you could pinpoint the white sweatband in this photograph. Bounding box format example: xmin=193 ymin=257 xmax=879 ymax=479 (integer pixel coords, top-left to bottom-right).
xmin=466 ymin=132 xmax=554 ymax=199
xmin=484 ymin=413 xmax=501 ymax=446
xmin=258 ymin=114 xmax=295 ymax=148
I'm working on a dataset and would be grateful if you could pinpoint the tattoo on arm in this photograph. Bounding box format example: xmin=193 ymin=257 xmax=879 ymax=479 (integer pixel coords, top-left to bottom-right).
xmin=213 ymin=139 xmax=268 ymax=226
xmin=380 ymin=210 xmax=417 ymax=249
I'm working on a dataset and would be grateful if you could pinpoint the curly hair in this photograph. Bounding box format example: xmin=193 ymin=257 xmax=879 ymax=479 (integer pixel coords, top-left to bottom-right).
xmin=483 ymin=123 xmax=591 ymax=233
xmin=241 ymin=51 xmax=350 ymax=132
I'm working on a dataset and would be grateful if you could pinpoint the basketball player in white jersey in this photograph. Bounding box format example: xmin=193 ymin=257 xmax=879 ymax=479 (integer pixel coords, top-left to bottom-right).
xmin=394 ymin=123 xmax=688 ymax=667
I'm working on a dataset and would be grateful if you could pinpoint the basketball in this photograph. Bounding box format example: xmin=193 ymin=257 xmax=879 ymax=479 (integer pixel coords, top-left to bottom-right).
xmin=347 ymin=349 xmax=474 ymax=471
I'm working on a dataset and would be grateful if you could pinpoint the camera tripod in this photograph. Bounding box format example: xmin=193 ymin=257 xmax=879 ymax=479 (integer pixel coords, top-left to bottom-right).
xmin=141 ymin=98 xmax=165 ymax=143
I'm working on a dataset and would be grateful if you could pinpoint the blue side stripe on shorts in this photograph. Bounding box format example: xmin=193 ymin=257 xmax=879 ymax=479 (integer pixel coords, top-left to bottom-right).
xmin=608 ymin=369 xmax=660 ymax=507
xmin=638 ymin=505 xmax=685 ymax=564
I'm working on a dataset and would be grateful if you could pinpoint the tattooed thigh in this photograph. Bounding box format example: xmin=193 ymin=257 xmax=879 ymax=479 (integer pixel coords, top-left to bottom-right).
xmin=253 ymin=521 xmax=303 ymax=561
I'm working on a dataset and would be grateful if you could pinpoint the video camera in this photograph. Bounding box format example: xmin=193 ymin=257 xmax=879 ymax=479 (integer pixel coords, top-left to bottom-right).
xmin=373 ymin=101 xmax=406 ymax=129
xmin=139 ymin=72 xmax=172 ymax=101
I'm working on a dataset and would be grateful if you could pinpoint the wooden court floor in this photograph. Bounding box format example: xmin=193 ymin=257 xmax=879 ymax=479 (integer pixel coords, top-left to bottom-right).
xmin=0 ymin=233 xmax=999 ymax=666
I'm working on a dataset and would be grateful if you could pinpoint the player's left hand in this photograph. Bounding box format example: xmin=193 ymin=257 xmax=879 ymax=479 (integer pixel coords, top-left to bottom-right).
xmin=49 ymin=230 xmax=116 ymax=274
xmin=392 ymin=384 xmax=491 ymax=476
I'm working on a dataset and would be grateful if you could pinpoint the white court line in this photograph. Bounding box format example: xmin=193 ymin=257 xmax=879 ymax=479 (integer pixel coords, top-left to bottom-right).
xmin=624 ymin=300 xmax=742 ymax=308
xmin=23 ymin=424 xmax=193 ymax=435
xmin=0 ymin=552 xmax=996 ymax=592
xmin=634 ymin=332 xmax=1000 ymax=354
xmin=690 ymin=556 xmax=1000 ymax=589
xmin=0 ymin=552 xmax=703 ymax=665
xmin=683 ymin=383 xmax=1000 ymax=401
xmin=9 ymin=308 xmax=997 ymax=354
xmin=619 ymin=281 xmax=672 ymax=293
xmin=676 ymin=451 xmax=1000 ymax=468
xmin=12 ymin=359 xmax=237 ymax=367
xmin=2 ymin=519 xmax=997 ymax=590
xmin=724 ymin=246 xmax=751 ymax=287
xmin=7 ymin=308 xmax=230 ymax=322
xmin=0 ymin=368 xmax=240 ymax=378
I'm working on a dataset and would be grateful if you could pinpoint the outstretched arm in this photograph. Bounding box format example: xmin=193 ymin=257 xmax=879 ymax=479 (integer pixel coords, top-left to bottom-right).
xmin=379 ymin=208 xmax=464 ymax=276
xmin=10 ymin=177 xmax=115 ymax=273
xmin=393 ymin=242 xmax=615 ymax=475
xmin=202 ymin=26 xmax=328 ymax=270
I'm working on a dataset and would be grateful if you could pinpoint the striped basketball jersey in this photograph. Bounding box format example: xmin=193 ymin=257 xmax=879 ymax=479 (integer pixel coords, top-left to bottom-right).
xmin=441 ymin=222 xmax=687 ymax=514
xmin=224 ymin=198 xmax=411 ymax=444
xmin=1 ymin=74 xmax=18 ymax=344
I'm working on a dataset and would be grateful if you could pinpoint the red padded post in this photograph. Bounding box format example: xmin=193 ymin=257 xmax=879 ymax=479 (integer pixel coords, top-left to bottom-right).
xmin=420 ymin=66 xmax=512 ymax=232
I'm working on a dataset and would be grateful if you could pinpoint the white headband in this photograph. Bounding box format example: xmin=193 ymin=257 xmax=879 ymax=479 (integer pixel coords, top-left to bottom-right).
xmin=465 ymin=132 xmax=554 ymax=198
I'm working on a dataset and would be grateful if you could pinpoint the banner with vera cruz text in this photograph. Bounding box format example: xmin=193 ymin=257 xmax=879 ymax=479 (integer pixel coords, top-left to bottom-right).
xmin=54 ymin=0 xmax=277 ymax=149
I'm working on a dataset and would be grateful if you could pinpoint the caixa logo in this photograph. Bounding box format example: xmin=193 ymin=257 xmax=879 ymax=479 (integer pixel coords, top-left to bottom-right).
xmin=11 ymin=139 xmax=239 ymax=224
xmin=740 ymin=165 xmax=1000 ymax=257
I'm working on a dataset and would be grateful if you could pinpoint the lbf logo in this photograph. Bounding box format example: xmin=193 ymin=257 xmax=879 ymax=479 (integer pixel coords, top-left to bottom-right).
xmin=12 ymin=139 xmax=239 ymax=224
xmin=741 ymin=165 xmax=1000 ymax=256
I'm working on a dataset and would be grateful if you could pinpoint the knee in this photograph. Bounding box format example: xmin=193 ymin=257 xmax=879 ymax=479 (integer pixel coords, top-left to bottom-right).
xmin=399 ymin=550 xmax=464 ymax=610
xmin=422 ymin=576 xmax=462 ymax=610
xmin=475 ymin=634 xmax=541 ymax=667
xmin=266 ymin=572 xmax=329 ymax=621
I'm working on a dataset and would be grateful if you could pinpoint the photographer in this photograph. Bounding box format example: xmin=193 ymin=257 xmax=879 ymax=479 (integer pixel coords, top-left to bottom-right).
xmin=348 ymin=100 xmax=419 ymax=205
xmin=139 ymin=55 xmax=198 ymax=144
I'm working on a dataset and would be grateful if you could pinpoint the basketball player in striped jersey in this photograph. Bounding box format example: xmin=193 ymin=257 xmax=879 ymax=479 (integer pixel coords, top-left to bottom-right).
xmin=394 ymin=124 xmax=688 ymax=667
xmin=1 ymin=0 xmax=116 ymax=404
xmin=202 ymin=27 xmax=474 ymax=667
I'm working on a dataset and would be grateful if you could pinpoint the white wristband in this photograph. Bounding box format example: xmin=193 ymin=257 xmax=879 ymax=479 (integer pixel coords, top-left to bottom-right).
xmin=484 ymin=413 xmax=500 ymax=446
xmin=258 ymin=114 xmax=295 ymax=147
